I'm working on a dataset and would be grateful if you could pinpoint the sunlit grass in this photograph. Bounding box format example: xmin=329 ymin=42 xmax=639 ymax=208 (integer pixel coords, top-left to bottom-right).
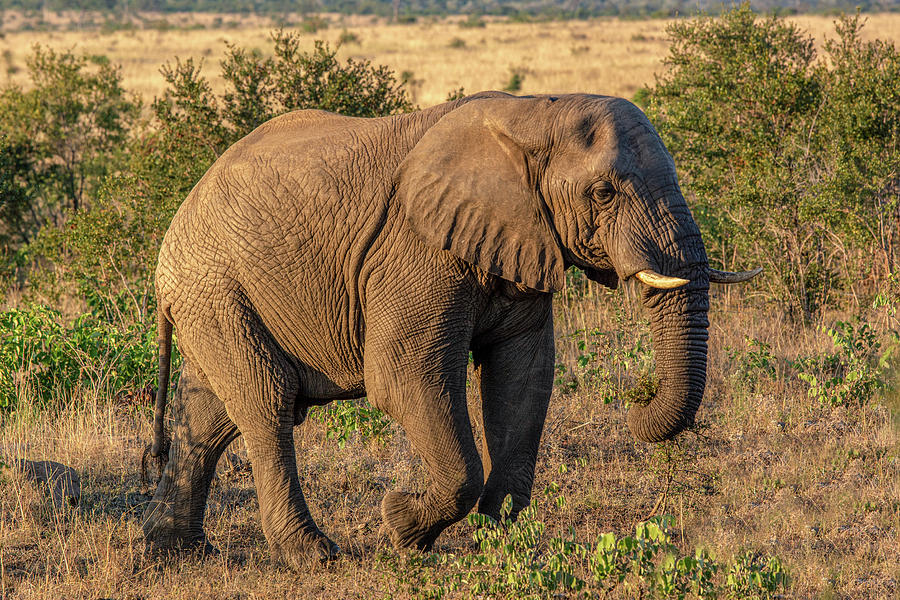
xmin=2 ymin=287 xmax=898 ymax=598
xmin=1 ymin=13 xmax=898 ymax=107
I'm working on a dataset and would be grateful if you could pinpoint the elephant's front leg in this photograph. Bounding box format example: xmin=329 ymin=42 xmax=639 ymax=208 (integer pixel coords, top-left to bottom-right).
xmin=366 ymin=327 xmax=483 ymax=551
xmin=472 ymin=312 xmax=554 ymax=521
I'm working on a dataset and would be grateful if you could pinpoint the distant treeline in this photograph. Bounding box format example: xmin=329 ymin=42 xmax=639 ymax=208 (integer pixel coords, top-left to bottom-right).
xmin=1 ymin=0 xmax=897 ymax=18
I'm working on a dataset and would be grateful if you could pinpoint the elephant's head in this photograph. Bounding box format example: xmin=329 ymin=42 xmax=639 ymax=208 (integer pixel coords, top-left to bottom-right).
xmin=395 ymin=94 xmax=758 ymax=442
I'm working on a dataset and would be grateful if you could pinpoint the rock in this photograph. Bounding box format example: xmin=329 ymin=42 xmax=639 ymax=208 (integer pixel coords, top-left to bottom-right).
xmin=17 ymin=459 xmax=81 ymax=507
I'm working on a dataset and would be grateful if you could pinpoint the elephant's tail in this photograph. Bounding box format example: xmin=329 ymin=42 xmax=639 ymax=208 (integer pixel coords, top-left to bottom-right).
xmin=149 ymin=311 xmax=172 ymax=458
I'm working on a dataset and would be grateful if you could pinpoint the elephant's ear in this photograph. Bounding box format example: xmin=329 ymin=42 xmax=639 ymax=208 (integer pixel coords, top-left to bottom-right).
xmin=394 ymin=98 xmax=565 ymax=293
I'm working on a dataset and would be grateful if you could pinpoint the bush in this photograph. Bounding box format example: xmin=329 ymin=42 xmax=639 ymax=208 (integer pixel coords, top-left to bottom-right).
xmin=309 ymin=399 xmax=391 ymax=447
xmin=646 ymin=5 xmax=900 ymax=320
xmin=796 ymin=319 xmax=891 ymax=406
xmin=24 ymin=30 xmax=413 ymax=327
xmin=0 ymin=46 xmax=139 ymax=273
xmin=503 ymin=67 xmax=526 ymax=92
xmin=459 ymin=14 xmax=486 ymax=28
xmin=0 ymin=305 xmax=169 ymax=410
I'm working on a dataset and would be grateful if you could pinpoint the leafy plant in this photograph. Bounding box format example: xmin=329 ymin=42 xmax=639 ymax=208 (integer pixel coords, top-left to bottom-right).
xmin=556 ymin=307 xmax=654 ymax=404
xmin=796 ymin=320 xmax=890 ymax=406
xmin=377 ymin=493 xmax=790 ymax=599
xmin=458 ymin=14 xmax=486 ymax=28
xmin=0 ymin=45 xmax=139 ymax=260
xmin=646 ymin=6 xmax=900 ymax=319
xmin=502 ymin=67 xmax=526 ymax=92
xmin=725 ymin=551 xmax=790 ymax=599
xmin=338 ymin=29 xmax=361 ymax=45
xmin=0 ymin=305 xmax=172 ymax=410
xmin=310 ymin=399 xmax=392 ymax=447
xmin=445 ymin=87 xmax=466 ymax=102
xmin=727 ymin=337 xmax=779 ymax=396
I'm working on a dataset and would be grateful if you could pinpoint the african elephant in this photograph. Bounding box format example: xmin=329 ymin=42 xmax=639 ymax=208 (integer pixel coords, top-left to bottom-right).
xmin=143 ymin=91 xmax=758 ymax=567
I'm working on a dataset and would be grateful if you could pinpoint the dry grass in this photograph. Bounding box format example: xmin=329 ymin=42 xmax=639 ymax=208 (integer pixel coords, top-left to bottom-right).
xmin=2 ymin=284 xmax=898 ymax=598
xmin=1 ymin=11 xmax=900 ymax=598
xmin=1 ymin=13 xmax=899 ymax=107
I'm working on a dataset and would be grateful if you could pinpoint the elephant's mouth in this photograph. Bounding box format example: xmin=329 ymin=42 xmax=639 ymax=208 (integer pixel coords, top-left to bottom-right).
xmin=582 ymin=266 xmax=619 ymax=289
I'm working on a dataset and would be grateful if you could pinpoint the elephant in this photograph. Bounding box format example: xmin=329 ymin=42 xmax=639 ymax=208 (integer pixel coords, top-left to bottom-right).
xmin=143 ymin=91 xmax=759 ymax=567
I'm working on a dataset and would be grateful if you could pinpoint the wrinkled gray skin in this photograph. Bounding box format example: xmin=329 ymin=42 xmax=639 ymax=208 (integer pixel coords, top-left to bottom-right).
xmin=144 ymin=92 xmax=711 ymax=567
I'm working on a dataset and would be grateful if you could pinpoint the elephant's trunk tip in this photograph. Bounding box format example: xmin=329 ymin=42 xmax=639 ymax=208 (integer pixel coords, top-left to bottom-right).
xmin=626 ymin=401 xmax=694 ymax=443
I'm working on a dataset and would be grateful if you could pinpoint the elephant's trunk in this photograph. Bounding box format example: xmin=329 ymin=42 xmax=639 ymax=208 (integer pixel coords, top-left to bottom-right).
xmin=626 ymin=275 xmax=710 ymax=443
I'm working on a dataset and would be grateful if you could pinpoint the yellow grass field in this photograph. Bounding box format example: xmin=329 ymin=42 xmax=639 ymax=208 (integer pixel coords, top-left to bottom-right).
xmin=1 ymin=13 xmax=900 ymax=107
xmin=2 ymin=294 xmax=899 ymax=598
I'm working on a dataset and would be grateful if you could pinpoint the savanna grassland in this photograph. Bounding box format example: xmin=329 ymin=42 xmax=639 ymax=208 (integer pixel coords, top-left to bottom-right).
xmin=2 ymin=12 xmax=900 ymax=106
xmin=1 ymin=8 xmax=900 ymax=600
xmin=2 ymin=290 xmax=899 ymax=598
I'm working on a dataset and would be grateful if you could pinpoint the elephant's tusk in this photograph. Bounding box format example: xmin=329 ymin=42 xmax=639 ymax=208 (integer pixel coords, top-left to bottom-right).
xmin=634 ymin=270 xmax=690 ymax=289
xmin=707 ymin=266 xmax=763 ymax=284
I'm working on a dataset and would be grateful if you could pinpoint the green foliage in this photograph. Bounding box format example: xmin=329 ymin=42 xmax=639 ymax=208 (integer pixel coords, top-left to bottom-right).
xmin=378 ymin=493 xmax=789 ymax=599
xmin=873 ymin=272 xmax=900 ymax=331
xmin=646 ymin=5 xmax=900 ymax=319
xmin=796 ymin=319 xmax=891 ymax=406
xmin=23 ymin=30 xmax=412 ymax=326
xmin=0 ymin=305 xmax=167 ymax=410
xmin=502 ymin=67 xmax=526 ymax=92
xmin=458 ymin=14 xmax=486 ymax=28
xmin=724 ymin=551 xmax=791 ymax=600
xmin=444 ymin=87 xmax=466 ymax=102
xmin=0 ymin=45 xmax=139 ymax=260
xmin=555 ymin=297 xmax=654 ymax=403
xmin=299 ymin=15 xmax=329 ymax=33
xmin=284 ymin=36 xmax=411 ymax=115
xmin=338 ymin=29 xmax=361 ymax=45
xmin=309 ymin=399 xmax=392 ymax=447
xmin=727 ymin=337 xmax=778 ymax=395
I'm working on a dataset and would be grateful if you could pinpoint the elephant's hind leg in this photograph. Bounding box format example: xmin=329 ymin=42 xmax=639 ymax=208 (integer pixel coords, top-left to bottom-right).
xmin=209 ymin=293 xmax=339 ymax=568
xmin=144 ymin=361 xmax=239 ymax=555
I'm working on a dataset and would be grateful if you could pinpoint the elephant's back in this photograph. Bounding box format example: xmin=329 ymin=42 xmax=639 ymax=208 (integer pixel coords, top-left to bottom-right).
xmin=233 ymin=109 xmax=365 ymax=153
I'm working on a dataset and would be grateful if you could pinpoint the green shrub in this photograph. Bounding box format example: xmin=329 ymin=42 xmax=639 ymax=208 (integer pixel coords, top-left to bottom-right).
xmin=0 ymin=305 xmax=170 ymax=410
xmin=24 ymin=30 xmax=413 ymax=328
xmin=338 ymin=29 xmax=361 ymax=45
xmin=0 ymin=45 xmax=139 ymax=270
xmin=458 ymin=15 xmax=486 ymax=28
xmin=502 ymin=67 xmax=525 ymax=92
xmin=309 ymin=399 xmax=391 ymax=447
xmin=377 ymin=493 xmax=790 ymax=599
xmin=445 ymin=87 xmax=466 ymax=101
xmin=646 ymin=6 xmax=900 ymax=319
xmin=727 ymin=337 xmax=778 ymax=396
xmin=299 ymin=16 xmax=329 ymax=33
xmin=795 ymin=319 xmax=891 ymax=406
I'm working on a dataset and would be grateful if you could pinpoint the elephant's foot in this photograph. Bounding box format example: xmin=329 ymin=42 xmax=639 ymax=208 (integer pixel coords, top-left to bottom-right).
xmin=144 ymin=531 xmax=217 ymax=561
xmin=477 ymin=490 xmax=526 ymax=524
xmin=143 ymin=498 xmax=214 ymax=560
xmin=381 ymin=491 xmax=441 ymax=551
xmin=272 ymin=529 xmax=341 ymax=569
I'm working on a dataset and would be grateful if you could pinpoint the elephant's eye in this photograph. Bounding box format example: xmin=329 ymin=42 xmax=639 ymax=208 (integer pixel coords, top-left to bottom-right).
xmin=590 ymin=182 xmax=617 ymax=204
